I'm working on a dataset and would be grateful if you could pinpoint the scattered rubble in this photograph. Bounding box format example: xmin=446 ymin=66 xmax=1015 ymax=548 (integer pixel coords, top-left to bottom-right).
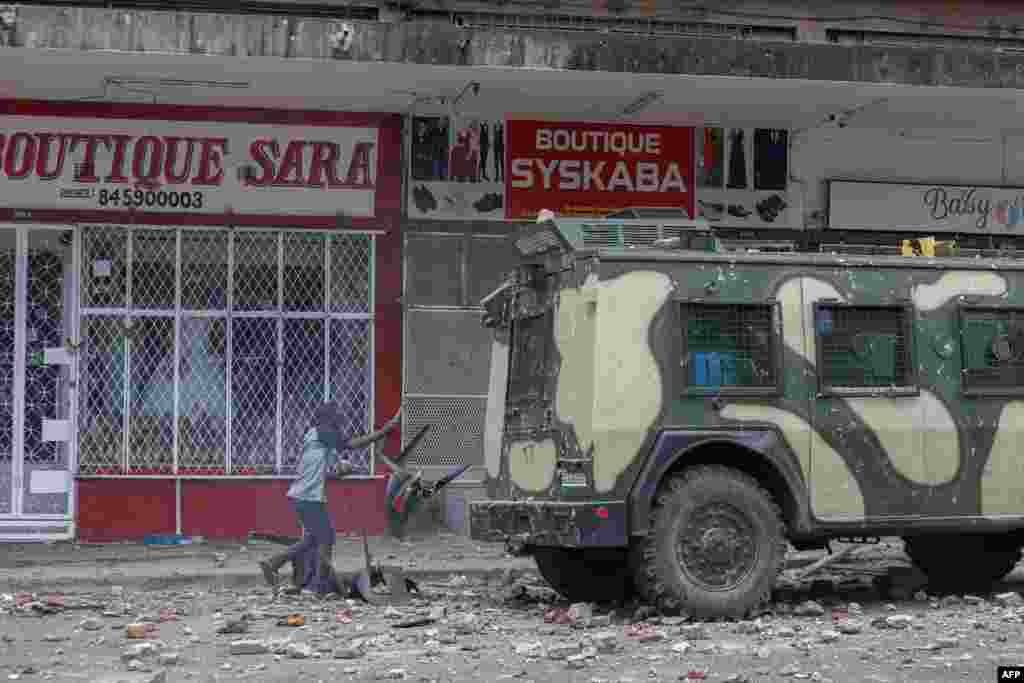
xmin=1 ymin=540 xmax=1021 ymax=682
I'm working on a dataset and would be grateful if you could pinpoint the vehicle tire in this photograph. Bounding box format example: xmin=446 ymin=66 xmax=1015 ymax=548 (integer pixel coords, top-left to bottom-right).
xmin=641 ymin=465 xmax=787 ymax=619
xmin=630 ymin=541 xmax=656 ymax=603
xmin=903 ymin=534 xmax=1021 ymax=591
xmin=533 ymin=546 xmax=633 ymax=604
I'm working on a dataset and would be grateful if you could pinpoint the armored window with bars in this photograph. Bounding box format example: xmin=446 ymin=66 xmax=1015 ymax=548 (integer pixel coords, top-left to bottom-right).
xmin=959 ymin=306 xmax=1024 ymax=395
xmin=508 ymin=311 xmax=553 ymax=403
xmin=679 ymin=302 xmax=779 ymax=394
xmin=814 ymin=303 xmax=916 ymax=394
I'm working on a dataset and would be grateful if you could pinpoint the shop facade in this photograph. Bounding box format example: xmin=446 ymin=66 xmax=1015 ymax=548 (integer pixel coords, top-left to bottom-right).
xmin=402 ymin=115 xmax=1024 ymax=534
xmin=0 ymin=100 xmax=403 ymax=542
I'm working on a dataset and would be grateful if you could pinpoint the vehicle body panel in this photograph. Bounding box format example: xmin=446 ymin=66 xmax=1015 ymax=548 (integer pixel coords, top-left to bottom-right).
xmin=471 ymin=221 xmax=1024 ymax=548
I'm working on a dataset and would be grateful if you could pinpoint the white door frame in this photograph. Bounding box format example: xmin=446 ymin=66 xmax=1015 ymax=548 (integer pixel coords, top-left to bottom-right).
xmin=0 ymin=224 xmax=78 ymax=542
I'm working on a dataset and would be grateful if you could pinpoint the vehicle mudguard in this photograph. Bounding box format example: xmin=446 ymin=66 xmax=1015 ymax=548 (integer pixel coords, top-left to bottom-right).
xmin=628 ymin=429 xmax=814 ymax=536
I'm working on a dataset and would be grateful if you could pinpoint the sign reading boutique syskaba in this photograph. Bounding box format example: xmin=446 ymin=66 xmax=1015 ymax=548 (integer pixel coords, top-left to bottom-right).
xmin=829 ymin=180 xmax=1024 ymax=234
xmin=0 ymin=115 xmax=379 ymax=217
xmin=505 ymin=120 xmax=696 ymax=219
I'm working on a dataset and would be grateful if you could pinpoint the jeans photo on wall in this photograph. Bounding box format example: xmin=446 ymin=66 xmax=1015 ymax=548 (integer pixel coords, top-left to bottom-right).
xmin=695 ymin=126 xmax=792 ymax=229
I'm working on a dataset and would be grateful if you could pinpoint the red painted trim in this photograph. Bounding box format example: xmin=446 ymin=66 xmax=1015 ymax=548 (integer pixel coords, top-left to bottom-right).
xmin=181 ymin=479 xmax=387 ymax=539
xmin=373 ymin=119 xmax=404 ymax=219
xmin=75 ymin=478 xmax=387 ymax=540
xmin=373 ymin=222 xmax=403 ymax=475
xmin=0 ymin=99 xmax=398 ymax=128
xmin=76 ymin=479 xmax=176 ymax=542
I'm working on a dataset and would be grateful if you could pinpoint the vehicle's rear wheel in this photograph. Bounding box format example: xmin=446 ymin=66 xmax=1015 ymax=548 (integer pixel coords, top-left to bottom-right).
xmin=630 ymin=541 xmax=656 ymax=603
xmin=532 ymin=546 xmax=633 ymax=604
xmin=903 ymin=534 xmax=1021 ymax=591
xmin=641 ymin=465 xmax=787 ymax=619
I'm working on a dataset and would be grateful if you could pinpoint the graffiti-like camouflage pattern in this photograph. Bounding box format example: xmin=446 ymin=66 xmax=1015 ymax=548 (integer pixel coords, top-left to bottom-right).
xmin=479 ymin=245 xmax=1024 ymax=543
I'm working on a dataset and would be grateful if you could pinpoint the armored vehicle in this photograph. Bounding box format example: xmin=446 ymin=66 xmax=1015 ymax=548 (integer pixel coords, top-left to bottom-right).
xmin=470 ymin=212 xmax=1024 ymax=619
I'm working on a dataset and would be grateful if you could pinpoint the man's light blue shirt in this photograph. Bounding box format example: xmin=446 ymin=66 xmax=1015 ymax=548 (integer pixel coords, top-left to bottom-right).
xmin=287 ymin=428 xmax=343 ymax=503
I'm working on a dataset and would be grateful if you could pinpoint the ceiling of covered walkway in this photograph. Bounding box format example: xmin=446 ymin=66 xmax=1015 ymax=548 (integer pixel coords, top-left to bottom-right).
xmin=1 ymin=47 xmax=1022 ymax=135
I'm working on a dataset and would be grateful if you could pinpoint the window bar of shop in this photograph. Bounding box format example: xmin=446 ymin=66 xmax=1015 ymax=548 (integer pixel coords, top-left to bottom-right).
xmin=275 ymin=232 xmax=284 ymax=475
xmin=122 ymin=228 xmax=134 ymax=476
xmin=369 ymin=234 xmax=377 ymax=475
xmin=323 ymin=233 xmax=331 ymax=404
xmin=172 ymin=228 xmax=182 ymax=477
xmin=224 ymin=229 xmax=234 ymax=476
xmin=69 ymin=227 xmax=82 ymax=481
xmin=11 ymin=228 xmax=26 ymax=512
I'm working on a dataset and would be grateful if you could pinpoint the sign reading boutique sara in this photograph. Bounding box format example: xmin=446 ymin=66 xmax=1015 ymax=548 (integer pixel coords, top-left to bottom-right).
xmin=505 ymin=120 xmax=695 ymax=219
xmin=0 ymin=115 xmax=379 ymax=217
xmin=829 ymin=180 xmax=1024 ymax=234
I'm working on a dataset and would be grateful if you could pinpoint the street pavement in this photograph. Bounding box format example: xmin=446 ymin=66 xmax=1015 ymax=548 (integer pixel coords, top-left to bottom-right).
xmin=3 ymin=536 xmax=1024 ymax=682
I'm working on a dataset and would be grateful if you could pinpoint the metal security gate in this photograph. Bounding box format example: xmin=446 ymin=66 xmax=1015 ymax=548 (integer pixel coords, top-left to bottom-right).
xmin=402 ymin=231 xmax=516 ymax=473
xmin=0 ymin=225 xmax=78 ymax=541
xmin=75 ymin=225 xmax=376 ymax=480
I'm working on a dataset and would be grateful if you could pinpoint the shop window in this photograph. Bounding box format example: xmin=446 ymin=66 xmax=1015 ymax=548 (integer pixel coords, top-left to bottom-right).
xmin=76 ymin=226 xmax=376 ymax=477
xmin=680 ymin=302 xmax=780 ymax=395
xmin=959 ymin=306 xmax=1024 ymax=395
xmin=814 ymin=303 xmax=916 ymax=395
xmin=181 ymin=231 xmax=228 ymax=311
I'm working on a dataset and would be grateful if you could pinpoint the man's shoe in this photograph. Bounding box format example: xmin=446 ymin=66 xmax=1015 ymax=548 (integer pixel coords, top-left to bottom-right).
xmin=259 ymin=559 xmax=282 ymax=587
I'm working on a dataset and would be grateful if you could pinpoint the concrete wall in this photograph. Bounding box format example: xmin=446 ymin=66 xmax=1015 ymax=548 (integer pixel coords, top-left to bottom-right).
xmin=790 ymin=129 xmax=1024 ymax=229
xmin=6 ymin=4 xmax=1024 ymax=88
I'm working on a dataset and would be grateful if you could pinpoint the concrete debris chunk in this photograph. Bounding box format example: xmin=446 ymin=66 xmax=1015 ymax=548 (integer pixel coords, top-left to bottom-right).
xmin=286 ymin=642 xmax=313 ymax=659
xmin=334 ymin=645 xmax=366 ymax=659
xmin=229 ymin=639 xmax=268 ymax=655
xmin=591 ymin=631 xmax=619 ymax=653
xmin=451 ymin=613 xmax=480 ymax=634
xmin=81 ymin=617 xmax=104 ymax=631
xmin=547 ymin=641 xmax=582 ymax=659
xmin=156 ymin=651 xmax=180 ymax=666
xmin=568 ymin=603 xmax=594 ymax=623
xmin=89 ymin=673 xmax=167 ymax=683
xmin=677 ymin=625 xmax=710 ymax=640
xmin=120 ymin=643 xmax=157 ymax=662
xmin=993 ymin=592 xmax=1023 ymax=607
xmin=793 ymin=600 xmax=826 ymax=617
xmin=513 ymin=641 xmax=545 ymax=657
xmin=836 ymin=621 xmax=863 ymax=635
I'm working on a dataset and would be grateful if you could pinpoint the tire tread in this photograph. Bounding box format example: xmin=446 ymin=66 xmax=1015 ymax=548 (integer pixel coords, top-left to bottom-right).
xmin=641 ymin=465 xmax=787 ymax=619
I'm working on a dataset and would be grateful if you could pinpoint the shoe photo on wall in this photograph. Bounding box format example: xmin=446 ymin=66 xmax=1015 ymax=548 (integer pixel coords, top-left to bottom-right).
xmin=755 ymin=194 xmax=788 ymax=223
xmin=473 ymin=192 xmax=504 ymax=213
xmin=699 ymin=201 xmax=724 ymax=222
xmin=728 ymin=205 xmax=752 ymax=219
xmin=412 ymin=185 xmax=437 ymax=214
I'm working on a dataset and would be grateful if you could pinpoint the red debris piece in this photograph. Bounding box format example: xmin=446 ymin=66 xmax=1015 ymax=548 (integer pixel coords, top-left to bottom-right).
xmin=625 ymin=623 xmax=657 ymax=639
xmin=543 ymin=608 xmax=572 ymax=625
xmin=43 ymin=595 xmax=65 ymax=608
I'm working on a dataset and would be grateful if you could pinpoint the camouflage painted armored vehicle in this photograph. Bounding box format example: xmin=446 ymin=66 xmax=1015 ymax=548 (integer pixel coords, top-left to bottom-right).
xmin=470 ymin=213 xmax=1024 ymax=619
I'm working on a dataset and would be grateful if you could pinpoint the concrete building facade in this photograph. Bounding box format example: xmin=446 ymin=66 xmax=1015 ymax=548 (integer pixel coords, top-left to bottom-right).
xmin=0 ymin=0 xmax=1022 ymax=540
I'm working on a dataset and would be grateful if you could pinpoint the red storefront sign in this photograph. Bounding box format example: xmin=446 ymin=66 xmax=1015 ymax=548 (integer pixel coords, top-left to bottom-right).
xmin=0 ymin=101 xmax=404 ymax=227
xmin=505 ymin=120 xmax=695 ymax=219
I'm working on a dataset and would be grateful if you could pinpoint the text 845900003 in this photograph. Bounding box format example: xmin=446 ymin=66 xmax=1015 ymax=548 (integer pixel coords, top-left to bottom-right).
xmin=97 ymin=187 xmax=204 ymax=210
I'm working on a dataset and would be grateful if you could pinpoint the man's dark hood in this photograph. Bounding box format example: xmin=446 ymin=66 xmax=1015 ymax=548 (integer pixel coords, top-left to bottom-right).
xmin=312 ymin=402 xmax=341 ymax=434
